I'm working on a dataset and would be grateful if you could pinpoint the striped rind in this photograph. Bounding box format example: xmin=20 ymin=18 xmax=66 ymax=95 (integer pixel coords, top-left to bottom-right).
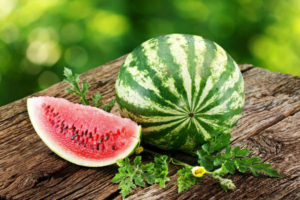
xmin=115 ymin=34 xmax=245 ymax=151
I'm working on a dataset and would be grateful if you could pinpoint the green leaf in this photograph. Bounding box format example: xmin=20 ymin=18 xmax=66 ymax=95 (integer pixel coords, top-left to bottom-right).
xmin=224 ymin=160 xmax=235 ymax=174
xmin=63 ymin=67 xmax=73 ymax=81
xmin=65 ymin=88 xmax=77 ymax=95
xmin=177 ymin=167 xmax=202 ymax=193
xmin=196 ymin=150 xmax=214 ymax=171
xmin=63 ymin=67 xmax=115 ymax=112
xmin=102 ymin=99 xmax=115 ymax=112
xmin=152 ymin=155 xmax=170 ymax=188
xmin=112 ymin=173 xmax=126 ymax=183
xmin=119 ymin=177 xmax=134 ymax=199
xmin=113 ymin=155 xmax=170 ymax=199
xmin=250 ymin=163 xmax=281 ymax=178
xmin=232 ymin=146 xmax=250 ymax=157
xmin=213 ymin=164 xmax=229 ymax=176
xmin=92 ymin=93 xmax=103 ymax=107
xmin=212 ymin=133 xmax=231 ymax=152
xmin=81 ymin=82 xmax=90 ymax=96
xmin=134 ymin=156 xmax=142 ymax=166
xmin=134 ymin=174 xmax=145 ymax=187
xmin=201 ymin=143 xmax=210 ymax=153
xmin=141 ymin=163 xmax=155 ymax=185
xmin=64 ymin=67 xmax=79 ymax=85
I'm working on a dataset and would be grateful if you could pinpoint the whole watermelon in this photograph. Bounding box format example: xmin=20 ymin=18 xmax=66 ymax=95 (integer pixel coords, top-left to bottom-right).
xmin=115 ymin=34 xmax=245 ymax=151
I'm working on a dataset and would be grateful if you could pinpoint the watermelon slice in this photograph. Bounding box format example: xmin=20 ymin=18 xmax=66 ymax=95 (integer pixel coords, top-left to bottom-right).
xmin=27 ymin=96 xmax=141 ymax=167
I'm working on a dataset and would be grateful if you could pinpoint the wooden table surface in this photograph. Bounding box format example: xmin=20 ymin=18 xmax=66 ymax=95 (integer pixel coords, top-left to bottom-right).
xmin=0 ymin=55 xmax=299 ymax=200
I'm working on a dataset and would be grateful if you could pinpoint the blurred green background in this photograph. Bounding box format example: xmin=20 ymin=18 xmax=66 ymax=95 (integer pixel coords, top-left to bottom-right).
xmin=0 ymin=0 xmax=300 ymax=106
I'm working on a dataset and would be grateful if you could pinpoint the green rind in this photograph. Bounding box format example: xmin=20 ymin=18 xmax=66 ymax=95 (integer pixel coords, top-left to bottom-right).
xmin=115 ymin=34 xmax=245 ymax=151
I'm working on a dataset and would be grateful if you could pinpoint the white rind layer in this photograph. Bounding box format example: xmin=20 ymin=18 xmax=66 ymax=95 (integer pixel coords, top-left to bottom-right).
xmin=27 ymin=97 xmax=141 ymax=167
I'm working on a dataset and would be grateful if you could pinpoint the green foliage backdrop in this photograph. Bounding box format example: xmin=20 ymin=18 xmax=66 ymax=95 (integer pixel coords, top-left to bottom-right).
xmin=0 ymin=0 xmax=299 ymax=106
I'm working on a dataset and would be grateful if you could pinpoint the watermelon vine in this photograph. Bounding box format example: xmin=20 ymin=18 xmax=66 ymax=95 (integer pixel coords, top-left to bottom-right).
xmin=64 ymin=67 xmax=280 ymax=199
xmin=64 ymin=67 xmax=115 ymax=112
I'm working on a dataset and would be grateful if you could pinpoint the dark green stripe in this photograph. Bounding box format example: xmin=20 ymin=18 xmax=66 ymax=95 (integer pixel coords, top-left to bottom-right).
xmin=116 ymin=94 xmax=172 ymax=117
xmin=156 ymin=35 xmax=190 ymax=109
xmin=190 ymin=119 xmax=206 ymax=148
xmin=138 ymin=116 xmax=187 ymax=128
xmin=192 ymin=40 xmax=217 ymax=111
xmin=200 ymin=72 xmax=243 ymax=113
xmin=183 ymin=35 xmax=196 ymax=111
xmin=196 ymin=54 xmax=241 ymax=113
xmin=118 ymin=65 xmax=183 ymax=115
xmin=143 ymin=118 xmax=186 ymax=140
xmin=144 ymin=119 xmax=191 ymax=150
xmin=197 ymin=106 xmax=244 ymax=128
xmin=126 ymin=43 xmax=186 ymax=111
xmin=194 ymin=117 xmax=220 ymax=138
xmin=168 ymin=120 xmax=191 ymax=149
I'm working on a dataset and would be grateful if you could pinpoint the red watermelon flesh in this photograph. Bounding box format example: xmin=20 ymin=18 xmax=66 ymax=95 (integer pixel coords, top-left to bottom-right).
xmin=27 ymin=96 xmax=141 ymax=167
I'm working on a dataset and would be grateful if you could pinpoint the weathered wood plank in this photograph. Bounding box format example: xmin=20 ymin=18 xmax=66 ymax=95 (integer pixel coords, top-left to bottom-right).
xmin=0 ymin=55 xmax=299 ymax=200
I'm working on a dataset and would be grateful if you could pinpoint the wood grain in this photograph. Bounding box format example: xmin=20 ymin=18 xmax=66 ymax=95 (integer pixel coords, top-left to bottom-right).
xmin=0 ymin=55 xmax=299 ymax=200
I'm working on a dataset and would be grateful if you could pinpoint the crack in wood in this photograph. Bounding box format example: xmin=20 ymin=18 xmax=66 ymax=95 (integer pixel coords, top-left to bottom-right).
xmin=0 ymin=110 xmax=27 ymax=125
xmin=232 ymin=105 xmax=300 ymax=144
xmin=240 ymin=64 xmax=254 ymax=73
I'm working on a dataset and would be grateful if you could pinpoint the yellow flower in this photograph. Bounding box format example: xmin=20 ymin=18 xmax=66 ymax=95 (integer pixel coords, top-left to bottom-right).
xmin=192 ymin=166 xmax=206 ymax=177
xmin=135 ymin=146 xmax=144 ymax=154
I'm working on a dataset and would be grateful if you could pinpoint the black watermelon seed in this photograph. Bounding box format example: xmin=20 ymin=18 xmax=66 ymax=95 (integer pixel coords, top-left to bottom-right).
xmin=55 ymin=113 xmax=59 ymax=117
xmin=112 ymin=145 xmax=116 ymax=150
xmin=71 ymin=133 xmax=78 ymax=140
xmin=89 ymin=133 xmax=92 ymax=138
xmin=85 ymin=130 xmax=88 ymax=135
xmin=97 ymin=145 xmax=100 ymax=150
xmin=84 ymin=143 xmax=87 ymax=147
xmin=72 ymin=125 xmax=76 ymax=132
xmin=60 ymin=128 xmax=63 ymax=133
xmin=81 ymin=131 xmax=84 ymax=137
xmin=104 ymin=136 xmax=109 ymax=140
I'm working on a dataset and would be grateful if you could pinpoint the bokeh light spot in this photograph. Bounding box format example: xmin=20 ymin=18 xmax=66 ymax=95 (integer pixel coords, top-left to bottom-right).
xmin=26 ymin=40 xmax=61 ymax=66
xmin=88 ymin=10 xmax=129 ymax=37
xmin=28 ymin=27 xmax=59 ymax=43
xmin=0 ymin=0 xmax=18 ymax=19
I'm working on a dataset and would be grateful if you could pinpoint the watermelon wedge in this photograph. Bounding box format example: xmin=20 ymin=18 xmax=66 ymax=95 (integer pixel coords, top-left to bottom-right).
xmin=27 ymin=96 xmax=141 ymax=167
